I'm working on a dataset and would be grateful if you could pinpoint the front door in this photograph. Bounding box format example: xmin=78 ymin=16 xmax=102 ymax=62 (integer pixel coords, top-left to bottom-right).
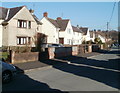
xmin=59 ymin=38 xmax=64 ymax=44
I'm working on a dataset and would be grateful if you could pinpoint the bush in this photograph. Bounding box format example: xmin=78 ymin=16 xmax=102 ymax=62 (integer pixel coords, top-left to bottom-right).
xmin=82 ymin=40 xmax=86 ymax=44
xmin=94 ymin=38 xmax=103 ymax=44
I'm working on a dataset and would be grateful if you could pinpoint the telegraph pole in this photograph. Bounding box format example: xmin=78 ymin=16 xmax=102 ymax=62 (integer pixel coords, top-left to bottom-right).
xmin=107 ymin=22 xmax=109 ymax=31
xmin=106 ymin=22 xmax=109 ymax=50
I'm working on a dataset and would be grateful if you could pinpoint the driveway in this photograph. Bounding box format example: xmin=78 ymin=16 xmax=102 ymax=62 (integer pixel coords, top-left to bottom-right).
xmin=2 ymin=48 xmax=120 ymax=92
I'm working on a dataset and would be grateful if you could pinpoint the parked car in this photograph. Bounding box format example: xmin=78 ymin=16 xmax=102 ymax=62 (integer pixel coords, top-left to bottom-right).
xmin=41 ymin=43 xmax=51 ymax=48
xmin=49 ymin=44 xmax=64 ymax=47
xmin=1 ymin=61 xmax=17 ymax=83
xmin=41 ymin=43 xmax=64 ymax=48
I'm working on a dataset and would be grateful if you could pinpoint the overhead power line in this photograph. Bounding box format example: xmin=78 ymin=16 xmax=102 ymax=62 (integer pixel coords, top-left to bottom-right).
xmin=107 ymin=2 xmax=116 ymax=31
xmin=108 ymin=2 xmax=116 ymax=24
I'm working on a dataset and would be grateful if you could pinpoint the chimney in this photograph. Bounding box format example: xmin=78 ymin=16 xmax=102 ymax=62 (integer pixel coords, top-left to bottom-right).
xmin=29 ymin=9 xmax=34 ymax=14
xmin=43 ymin=12 xmax=48 ymax=17
xmin=77 ymin=25 xmax=79 ymax=28
xmin=57 ymin=17 xmax=62 ymax=20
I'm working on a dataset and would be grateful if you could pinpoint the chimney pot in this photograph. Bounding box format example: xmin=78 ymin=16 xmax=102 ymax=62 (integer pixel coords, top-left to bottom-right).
xmin=57 ymin=17 xmax=62 ymax=20
xmin=29 ymin=9 xmax=34 ymax=14
xmin=43 ymin=12 xmax=48 ymax=17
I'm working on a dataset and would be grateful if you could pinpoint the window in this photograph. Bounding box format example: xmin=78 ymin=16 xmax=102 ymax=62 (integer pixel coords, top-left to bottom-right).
xmin=67 ymin=39 xmax=71 ymax=44
xmin=37 ymin=27 xmax=39 ymax=31
xmin=17 ymin=20 xmax=31 ymax=29
xmin=18 ymin=20 xmax=27 ymax=28
xmin=28 ymin=21 xmax=31 ymax=29
xmin=28 ymin=37 xmax=31 ymax=44
xmin=67 ymin=28 xmax=71 ymax=34
xmin=17 ymin=37 xmax=27 ymax=45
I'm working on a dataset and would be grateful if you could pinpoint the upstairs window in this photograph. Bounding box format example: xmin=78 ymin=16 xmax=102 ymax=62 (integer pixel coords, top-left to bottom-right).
xmin=67 ymin=28 xmax=71 ymax=34
xmin=18 ymin=20 xmax=27 ymax=28
xmin=17 ymin=20 xmax=31 ymax=29
xmin=28 ymin=21 xmax=31 ymax=29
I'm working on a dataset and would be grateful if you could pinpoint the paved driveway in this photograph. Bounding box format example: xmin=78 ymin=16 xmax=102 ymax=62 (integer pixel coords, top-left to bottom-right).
xmin=3 ymin=48 xmax=120 ymax=92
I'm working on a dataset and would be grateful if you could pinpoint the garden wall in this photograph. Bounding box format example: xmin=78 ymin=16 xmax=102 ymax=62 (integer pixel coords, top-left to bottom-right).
xmin=11 ymin=51 xmax=39 ymax=64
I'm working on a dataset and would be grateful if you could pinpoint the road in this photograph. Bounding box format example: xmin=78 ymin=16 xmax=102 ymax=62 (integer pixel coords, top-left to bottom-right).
xmin=2 ymin=48 xmax=120 ymax=92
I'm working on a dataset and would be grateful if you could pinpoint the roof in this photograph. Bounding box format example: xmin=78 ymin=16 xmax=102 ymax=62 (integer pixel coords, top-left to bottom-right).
xmin=72 ymin=26 xmax=82 ymax=33
xmin=95 ymin=31 xmax=106 ymax=37
xmin=32 ymin=14 xmax=42 ymax=25
xmin=56 ymin=19 xmax=69 ymax=31
xmin=79 ymin=27 xmax=88 ymax=35
xmin=46 ymin=17 xmax=70 ymax=31
xmin=46 ymin=17 xmax=60 ymax=28
xmin=0 ymin=6 xmax=24 ymax=22
xmin=0 ymin=7 xmax=8 ymax=19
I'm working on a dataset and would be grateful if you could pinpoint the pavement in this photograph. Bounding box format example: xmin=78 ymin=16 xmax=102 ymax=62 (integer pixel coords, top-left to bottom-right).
xmin=14 ymin=61 xmax=52 ymax=73
xmin=2 ymin=48 xmax=120 ymax=91
xmin=14 ymin=52 xmax=102 ymax=72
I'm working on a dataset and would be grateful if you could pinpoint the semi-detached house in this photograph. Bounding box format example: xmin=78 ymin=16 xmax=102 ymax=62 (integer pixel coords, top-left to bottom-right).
xmin=80 ymin=27 xmax=91 ymax=42
xmin=72 ymin=26 xmax=83 ymax=45
xmin=57 ymin=17 xmax=73 ymax=45
xmin=0 ymin=6 xmax=42 ymax=47
xmin=40 ymin=12 xmax=83 ymax=45
xmin=40 ymin=12 xmax=60 ymax=44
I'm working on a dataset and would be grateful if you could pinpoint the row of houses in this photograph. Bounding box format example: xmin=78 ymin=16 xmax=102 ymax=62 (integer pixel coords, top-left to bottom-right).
xmin=0 ymin=6 xmax=107 ymax=48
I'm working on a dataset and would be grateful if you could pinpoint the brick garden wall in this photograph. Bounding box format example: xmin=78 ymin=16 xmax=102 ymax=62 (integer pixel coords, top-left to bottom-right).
xmin=41 ymin=45 xmax=93 ymax=60
xmin=11 ymin=51 xmax=39 ymax=64
xmin=10 ymin=44 xmax=102 ymax=63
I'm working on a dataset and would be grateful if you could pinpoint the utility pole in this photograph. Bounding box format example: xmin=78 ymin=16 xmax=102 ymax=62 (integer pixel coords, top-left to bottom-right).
xmin=106 ymin=22 xmax=109 ymax=50
xmin=107 ymin=22 xmax=109 ymax=31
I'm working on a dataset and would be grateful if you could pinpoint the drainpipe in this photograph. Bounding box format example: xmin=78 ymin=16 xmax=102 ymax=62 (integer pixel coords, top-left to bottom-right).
xmin=5 ymin=9 xmax=10 ymax=20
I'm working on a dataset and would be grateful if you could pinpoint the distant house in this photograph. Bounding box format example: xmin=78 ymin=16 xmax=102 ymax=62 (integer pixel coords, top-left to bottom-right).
xmin=0 ymin=6 xmax=42 ymax=47
xmin=89 ymin=31 xmax=95 ymax=42
xmin=79 ymin=27 xmax=91 ymax=42
xmin=72 ymin=26 xmax=83 ymax=45
xmin=95 ymin=31 xmax=106 ymax=43
xmin=40 ymin=12 xmax=60 ymax=44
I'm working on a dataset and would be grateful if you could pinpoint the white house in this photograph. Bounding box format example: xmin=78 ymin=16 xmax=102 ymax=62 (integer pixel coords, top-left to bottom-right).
xmin=95 ymin=31 xmax=106 ymax=43
xmin=89 ymin=31 xmax=95 ymax=42
xmin=0 ymin=20 xmax=2 ymax=47
xmin=1 ymin=6 xmax=42 ymax=47
xmin=80 ymin=27 xmax=91 ymax=42
xmin=40 ymin=13 xmax=74 ymax=45
xmin=72 ymin=26 xmax=83 ymax=45
xmin=40 ymin=12 xmax=60 ymax=44
xmin=56 ymin=17 xmax=73 ymax=45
